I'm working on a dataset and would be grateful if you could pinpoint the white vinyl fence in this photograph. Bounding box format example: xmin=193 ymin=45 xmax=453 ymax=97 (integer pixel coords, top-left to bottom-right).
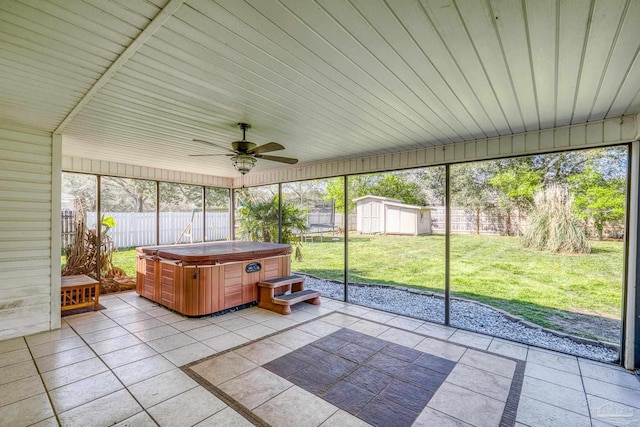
xmin=63 ymin=210 xmax=360 ymax=250
xmin=85 ymin=211 xmax=229 ymax=249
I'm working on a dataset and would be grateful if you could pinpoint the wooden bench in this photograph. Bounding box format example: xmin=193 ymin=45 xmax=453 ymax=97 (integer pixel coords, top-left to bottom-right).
xmin=257 ymin=275 xmax=320 ymax=315
xmin=61 ymin=274 xmax=100 ymax=312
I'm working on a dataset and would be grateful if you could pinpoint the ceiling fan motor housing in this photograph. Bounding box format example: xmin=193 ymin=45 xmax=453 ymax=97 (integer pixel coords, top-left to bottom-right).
xmin=232 ymin=140 xmax=257 ymax=153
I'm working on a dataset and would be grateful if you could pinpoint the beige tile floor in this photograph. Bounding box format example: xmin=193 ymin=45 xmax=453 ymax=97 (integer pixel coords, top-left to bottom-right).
xmin=0 ymin=291 xmax=637 ymax=427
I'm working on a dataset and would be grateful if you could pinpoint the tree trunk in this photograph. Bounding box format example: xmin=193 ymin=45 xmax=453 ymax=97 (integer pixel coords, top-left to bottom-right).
xmin=475 ymin=208 xmax=480 ymax=235
xmin=596 ymin=219 xmax=604 ymax=240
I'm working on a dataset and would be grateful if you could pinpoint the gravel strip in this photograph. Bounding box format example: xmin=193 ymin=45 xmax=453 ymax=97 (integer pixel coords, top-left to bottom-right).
xmin=302 ymin=275 xmax=618 ymax=363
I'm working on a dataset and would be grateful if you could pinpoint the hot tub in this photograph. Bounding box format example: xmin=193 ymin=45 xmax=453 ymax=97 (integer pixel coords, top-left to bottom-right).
xmin=136 ymin=241 xmax=292 ymax=316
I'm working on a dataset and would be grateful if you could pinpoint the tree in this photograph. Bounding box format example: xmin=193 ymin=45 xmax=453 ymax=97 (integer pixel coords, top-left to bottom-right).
xmin=451 ymin=162 xmax=497 ymax=234
xmin=101 ymin=177 xmax=156 ymax=212
xmin=282 ymin=180 xmax=325 ymax=207
xmin=325 ymin=175 xmax=372 ymax=213
xmin=416 ymin=166 xmax=446 ymax=205
xmin=62 ymin=173 xmax=97 ymax=211
xmin=205 ymin=187 xmax=229 ymax=210
xmin=568 ymin=166 xmax=626 ymax=239
xmin=523 ymin=147 xmax=628 ymax=188
xmin=234 ymin=186 xmax=277 ymax=206
xmin=489 ymin=158 xmax=543 ymax=235
xmin=159 ymin=182 xmax=203 ymax=211
xmin=369 ymin=174 xmax=426 ymax=206
xmin=325 ymin=172 xmax=425 ymax=213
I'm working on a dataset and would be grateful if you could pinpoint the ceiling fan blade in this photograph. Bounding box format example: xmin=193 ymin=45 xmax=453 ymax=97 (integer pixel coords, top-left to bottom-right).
xmin=188 ymin=153 xmax=233 ymax=157
xmin=249 ymin=142 xmax=285 ymax=154
xmin=193 ymin=139 xmax=235 ymax=153
xmin=255 ymin=154 xmax=298 ymax=164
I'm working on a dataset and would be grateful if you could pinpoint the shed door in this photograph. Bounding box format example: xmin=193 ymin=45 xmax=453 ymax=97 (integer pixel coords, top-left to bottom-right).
xmin=386 ymin=207 xmax=402 ymax=234
xmin=400 ymin=209 xmax=416 ymax=235
xmin=361 ymin=201 xmax=377 ymax=233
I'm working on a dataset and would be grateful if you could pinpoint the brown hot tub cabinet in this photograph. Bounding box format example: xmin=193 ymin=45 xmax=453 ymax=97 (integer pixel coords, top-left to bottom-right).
xmin=136 ymin=241 xmax=292 ymax=316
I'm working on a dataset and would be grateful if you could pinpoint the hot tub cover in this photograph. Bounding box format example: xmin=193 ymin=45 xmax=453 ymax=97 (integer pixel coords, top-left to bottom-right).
xmin=137 ymin=241 xmax=292 ymax=265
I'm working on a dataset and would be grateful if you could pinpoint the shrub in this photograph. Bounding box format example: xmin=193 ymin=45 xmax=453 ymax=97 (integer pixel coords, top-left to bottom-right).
xmin=237 ymin=195 xmax=308 ymax=260
xmin=522 ymin=185 xmax=590 ymax=254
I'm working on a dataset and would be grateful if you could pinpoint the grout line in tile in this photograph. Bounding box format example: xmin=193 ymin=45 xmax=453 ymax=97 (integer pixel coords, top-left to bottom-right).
xmin=24 ymin=336 xmax=61 ymax=426
xmin=518 ymin=376 xmax=593 ymax=419
xmin=182 ymin=366 xmax=272 ymax=427
xmin=63 ymin=301 xmax=161 ymax=425
xmin=183 ymin=310 xmax=339 ymax=369
xmin=576 ymin=353 xmax=593 ymax=421
xmin=500 ymin=358 xmax=526 ymax=427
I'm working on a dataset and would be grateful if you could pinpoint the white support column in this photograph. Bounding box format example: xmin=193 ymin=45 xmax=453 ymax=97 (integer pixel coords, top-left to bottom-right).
xmin=624 ymin=140 xmax=638 ymax=370
xmin=50 ymin=134 xmax=62 ymax=329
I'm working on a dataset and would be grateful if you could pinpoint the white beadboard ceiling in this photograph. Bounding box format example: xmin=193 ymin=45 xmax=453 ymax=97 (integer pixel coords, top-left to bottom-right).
xmin=1 ymin=0 xmax=639 ymax=178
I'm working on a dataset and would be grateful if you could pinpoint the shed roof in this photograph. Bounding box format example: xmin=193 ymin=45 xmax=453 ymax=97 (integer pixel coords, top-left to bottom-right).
xmin=353 ymin=195 xmax=433 ymax=211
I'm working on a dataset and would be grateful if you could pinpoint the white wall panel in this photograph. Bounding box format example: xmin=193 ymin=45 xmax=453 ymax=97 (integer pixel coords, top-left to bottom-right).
xmin=0 ymin=127 xmax=56 ymax=340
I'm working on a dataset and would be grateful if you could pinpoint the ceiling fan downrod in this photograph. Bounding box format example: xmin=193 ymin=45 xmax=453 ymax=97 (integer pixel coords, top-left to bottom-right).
xmin=238 ymin=122 xmax=250 ymax=140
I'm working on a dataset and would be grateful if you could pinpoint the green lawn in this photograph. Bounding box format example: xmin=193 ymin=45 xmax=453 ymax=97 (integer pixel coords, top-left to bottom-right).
xmin=68 ymin=233 xmax=623 ymax=335
xmin=291 ymin=234 xmax=623 ymax=330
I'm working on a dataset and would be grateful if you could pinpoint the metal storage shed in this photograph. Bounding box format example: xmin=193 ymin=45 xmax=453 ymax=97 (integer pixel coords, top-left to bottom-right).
xmin=354 ymin=195 xmax=433 ymax=236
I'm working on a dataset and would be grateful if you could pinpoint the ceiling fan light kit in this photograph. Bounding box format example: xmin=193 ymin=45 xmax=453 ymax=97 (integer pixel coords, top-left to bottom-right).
xmin=231 ymin=154 xmax=256 ymax=175
xmin=191 ymin=122 xmax=298 ymax=175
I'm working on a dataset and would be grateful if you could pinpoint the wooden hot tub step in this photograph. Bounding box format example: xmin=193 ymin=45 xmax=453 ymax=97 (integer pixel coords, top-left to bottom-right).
xmin=258 ymin=276 xmax=320 ymax=315
xmin=258 ymin=275 xmax=306 ymax=289
xmin=272 ymin=289 xmax=321 ymax=306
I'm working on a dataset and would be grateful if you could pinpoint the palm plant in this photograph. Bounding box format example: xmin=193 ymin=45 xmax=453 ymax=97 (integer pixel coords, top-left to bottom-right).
xmin=238 ymin=195 xmax=308 ymax=260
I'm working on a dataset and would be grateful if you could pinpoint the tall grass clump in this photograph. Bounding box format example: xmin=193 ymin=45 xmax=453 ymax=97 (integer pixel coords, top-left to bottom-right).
xmin=522 ymin=185 xmax=590 ymax=254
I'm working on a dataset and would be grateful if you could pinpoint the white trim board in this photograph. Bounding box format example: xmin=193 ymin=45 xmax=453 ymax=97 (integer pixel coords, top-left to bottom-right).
xmin=62 ymin=155 xmax=233 ymax=188
xmin=236 ymin=115 xmax=638 ymax=188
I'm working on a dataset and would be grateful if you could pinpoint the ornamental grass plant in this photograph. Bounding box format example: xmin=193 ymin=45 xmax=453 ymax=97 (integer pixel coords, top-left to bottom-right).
xmin=522 ymin=185 xmax=590 ymax=254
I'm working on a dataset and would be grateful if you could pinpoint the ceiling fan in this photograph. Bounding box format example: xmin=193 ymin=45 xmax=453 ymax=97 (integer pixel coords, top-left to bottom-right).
xmin=190 ymin=123 xmax=298 ymax=174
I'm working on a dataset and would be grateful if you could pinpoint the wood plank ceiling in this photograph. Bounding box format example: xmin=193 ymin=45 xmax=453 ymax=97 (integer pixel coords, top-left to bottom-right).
xmin=1 ymin=0 xmax=639 ymax=178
